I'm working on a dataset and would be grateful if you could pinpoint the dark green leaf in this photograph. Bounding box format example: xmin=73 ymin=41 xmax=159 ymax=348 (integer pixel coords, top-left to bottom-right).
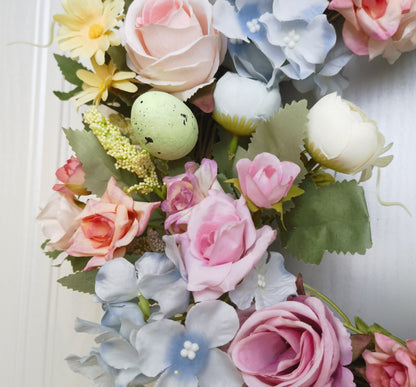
xmin=108 ymin=45 xmax=129 ymax=71
xmin=41 ymin=240 xmax=63 ymax=260
xmin=57 ymin=270 xmax=98 ymax=294
xmin=64 ymin=128 xmax=138 ymax=196
xmin=53 ymin=54 xmax=87 ymax=86
xmin=211 ymin=127 xmax=233 ymax=177
xmin=67 ymin=256 xmax=92 ymax=272
xmin=123 ymin=0 xmax=134 ymax=14
xmin=281 ymin=179 xmax=372 ymax=264
xmin=53 ymin=86 xmax=82 ymax=101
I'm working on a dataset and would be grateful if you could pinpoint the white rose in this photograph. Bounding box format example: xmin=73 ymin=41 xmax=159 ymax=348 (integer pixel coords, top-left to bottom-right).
xmin=306 ymin=92 xmax=392 ymax=180
xmin=37 ymin=193 xmax=82 ymax=251
xmin=213 ymin=72 xmax=281 ymax=136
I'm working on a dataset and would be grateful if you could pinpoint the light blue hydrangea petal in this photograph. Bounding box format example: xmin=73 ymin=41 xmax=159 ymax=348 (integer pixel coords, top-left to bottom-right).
xmin=136 ymin=252 xmax=190 ymax=318
xmin=237 ymin=3 xmax=268 ymax=40
xmin=75 ymin=317 xmax=115 ymax=337
xmin=166 ymin=331 xmax=210 ymax=381
xmin=297 ymin=15 xmax=336 ymax=64
xmin=213 ymin=0 xmax=247 ymax=41
xmin=198 ymin=348 xmax=244 ymax=387
xmin=95 ymin=258 xmax=139 ymax=303
xmin=100 ymin=337 xmax=141 ymax=369
xmin=282 ymin=51 xmax=315 ymax=79
xmin=155 ymin=369 xmax=198 ymax=387
xmin=229 ymin=268 xmax=258 ymax=309
xmin=318 ymin=47 xmax=353 ymax=77
xmin=135 ymin=319 xmax=185 ymax=377
xmin=254 ymin=37 xmax=287 ymax=68
xmin=236 ymin=0 xmax=272 ymax=13
xmin=115 ymin=368 xmax=149 ymax=387
xmin=273 ymin=0 xmax=328 ymax=23
xmin=255 ymin=253 xmax=297 ymax=309
xmin=229 ymin=42 xmax=274 ymax=83
xmin=163 ymin=235 xmax=188 ymax=280
xmin=185 ymin=300 xmax=239 ymax=348
xmin=103 ymin=302 xmax=145 ymax=339
xmin=314 ymin=73 xmax=350 ymax=96
xmin=66 ymin=351 xmax=116 ymax=387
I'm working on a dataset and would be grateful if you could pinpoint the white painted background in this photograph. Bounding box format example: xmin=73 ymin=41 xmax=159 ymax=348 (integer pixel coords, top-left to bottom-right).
xmin=1 ymin=0 xmax=415 ymax=386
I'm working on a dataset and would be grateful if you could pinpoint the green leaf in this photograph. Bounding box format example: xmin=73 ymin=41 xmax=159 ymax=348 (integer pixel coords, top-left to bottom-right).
xmin=212 ymin=127 xmax=233 ymax=177
xmin=53 ymin=86 xmax=82 ymax=101
xmin=53 ymin=54 xmax=87 ymax=86
xmin=64 ymin=128 xmax=138 ymax=196
xmin=355 ymin=316 xmax=370 ymax=333
xmin=57 ymin=270 xmax=98 ymax=294
xmin=235 ymin=100 xmax=309 ymax=184
xmin=41 ymin=240 xmax=63 ymax=260
xmin=107 ymin=45 xmax=129 ymax=71
xmin=66 ymin=256 xmax=92 ymax=272
xmin=280 ymin=179 xmax=372 ymax=264
xmin=123 ymin=0 xmax=134 ymax=14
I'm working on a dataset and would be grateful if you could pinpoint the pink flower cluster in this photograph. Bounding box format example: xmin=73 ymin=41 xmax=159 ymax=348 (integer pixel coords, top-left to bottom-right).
xmin=40 ymin=157 xmax=160 ymax=271
xmin=363 ymin=332 xmax=416 ymax=386
xmin=329 ymin=0 xmax=416 ymax=63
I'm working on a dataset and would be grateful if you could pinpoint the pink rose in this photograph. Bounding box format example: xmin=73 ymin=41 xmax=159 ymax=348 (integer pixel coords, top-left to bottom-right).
xmin=329 ymin=0 xmax=416 ymax=63
xmin=363 ymin=332 xmax=416 ymax=386
xmin=161 ymin=158 xmax=223 ymax=232
xmin=228 ymin=296 xmax=354 ymax=387
xmin=37 ymin=192 xmax=82 ymax=252
xmin=124 ymin=0 xmax=227 ymax=100
xmin=176 ymin=190 xmax=276 ymax=301
xmin=236 ymin=152 xmax=301 ymax=209
xmin=66 ymin=177 xmax=160 ymax=270
xmin=53 ymin=156 xmax=87 ymax=196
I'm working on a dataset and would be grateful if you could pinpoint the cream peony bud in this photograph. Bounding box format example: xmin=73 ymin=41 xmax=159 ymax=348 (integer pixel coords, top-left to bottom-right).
xmin=306 ymin=93 xmax=392 ymax=179
xmin=213 ymin=72 xmax=281 ymax=136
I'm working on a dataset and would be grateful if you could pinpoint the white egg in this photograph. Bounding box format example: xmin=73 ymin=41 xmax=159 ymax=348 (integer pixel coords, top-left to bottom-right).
xmin=131 ymin=91 xmax=198 ymax=160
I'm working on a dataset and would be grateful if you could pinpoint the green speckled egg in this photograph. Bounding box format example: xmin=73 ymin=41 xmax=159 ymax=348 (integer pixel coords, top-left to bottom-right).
xmin=130 ymin=91 xmax=198 ymax=160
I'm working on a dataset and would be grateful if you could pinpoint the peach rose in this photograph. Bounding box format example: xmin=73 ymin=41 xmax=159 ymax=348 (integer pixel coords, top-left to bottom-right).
xmin=124 ymin=0 xmax=226 ymax=100
xmin=66 ymin=177 xmax=160 ymax=270
xmin=329 ymin=0 xmax=416 ymax=63
xmin=37 ymin=192 xmax=82 ymax=252
xmin=53 ymin=156 xmax=87 ymax=196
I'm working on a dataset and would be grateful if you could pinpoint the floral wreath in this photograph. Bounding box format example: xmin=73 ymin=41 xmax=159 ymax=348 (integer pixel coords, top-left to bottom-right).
xmin=36 ymin=0 xmax=416 ymax=386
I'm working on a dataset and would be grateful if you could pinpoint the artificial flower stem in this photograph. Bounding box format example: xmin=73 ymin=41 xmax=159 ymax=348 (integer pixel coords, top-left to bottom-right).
xmin=227 ymin=134 xmax=239 ymax=177
xmin=138 ymin=295 xmax=150 ymax=321
xmin=304 ymin=283 xmax=353 ymax=326
xmin=152 ymin=185 xmax=166 ymax=200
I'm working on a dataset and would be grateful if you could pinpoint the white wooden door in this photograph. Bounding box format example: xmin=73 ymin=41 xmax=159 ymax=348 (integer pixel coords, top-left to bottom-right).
xmin=1 ymin=1 xmax=415 ymax=386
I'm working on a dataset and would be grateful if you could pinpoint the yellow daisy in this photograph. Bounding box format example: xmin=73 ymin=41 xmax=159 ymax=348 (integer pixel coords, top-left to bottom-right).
xmin=73 ymin=59 xmax=138 ymax=107
xmin=54 ymin=0 xmax=124 ymax=65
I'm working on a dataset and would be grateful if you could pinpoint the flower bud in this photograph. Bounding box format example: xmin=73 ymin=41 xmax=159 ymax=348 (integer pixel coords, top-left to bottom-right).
xmin=213 ymin=72 xmax=281 ymax=136
xmin=306 ymin=93 xmax=392 ymax=178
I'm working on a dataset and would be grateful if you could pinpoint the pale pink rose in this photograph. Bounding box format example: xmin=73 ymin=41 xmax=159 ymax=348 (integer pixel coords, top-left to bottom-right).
xmin=37 ymin=192 xmax=83 ymax=251
xmin=363 ymin=333 xmax=416 ymax=386
xmin=161 ymin=158 xmax=223 ymax=232
xmin=236 ymin=152 xmax=300 ymax=209
xmin=53 ymin=156 xmax=87 ymax=196
xmin=66 ymin=177 xmax=160 ymax=270
xmin=176 ymin=190 xmax=276 ymax=301
xmin=329 ymin=0 xmax=416 ymax=63
xmin=124 ymin=0 xmax=227 ymax=100
xmin=228 ymin=296 xmax=354 ymax=387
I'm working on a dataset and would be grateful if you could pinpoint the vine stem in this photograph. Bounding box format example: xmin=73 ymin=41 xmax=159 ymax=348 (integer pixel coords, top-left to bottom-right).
xmin=227 ymin=135 xmax=239 ymax=177
xmin=303 ymin=283 xmax=360 ymax=333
